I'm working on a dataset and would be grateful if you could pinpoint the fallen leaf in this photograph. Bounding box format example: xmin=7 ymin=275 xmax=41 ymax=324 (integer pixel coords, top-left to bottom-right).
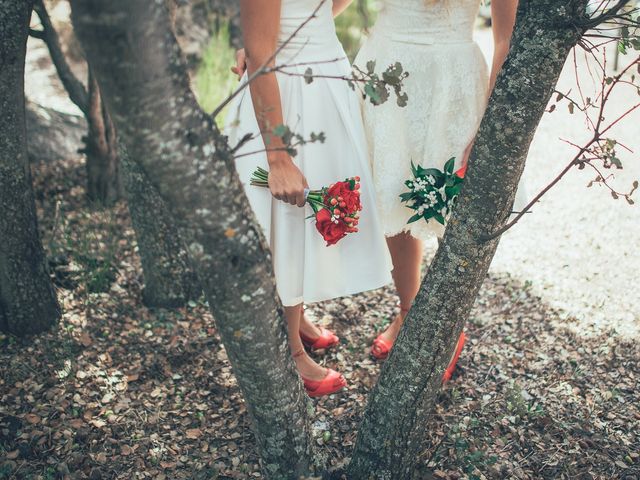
xmin=25 ymin=414 xmax=41 ymax=425
xmin=79 ymin=332 xmax=93 ymax=347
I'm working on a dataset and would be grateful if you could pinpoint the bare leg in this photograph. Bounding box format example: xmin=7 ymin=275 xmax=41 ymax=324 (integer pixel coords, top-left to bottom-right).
xmin=374 ymin=232 xmax=423 ymax=351
xmin=285 ymin=304 xmax=327 ymax=381
xmin=298 ymin=308 xmax=322 ymax=339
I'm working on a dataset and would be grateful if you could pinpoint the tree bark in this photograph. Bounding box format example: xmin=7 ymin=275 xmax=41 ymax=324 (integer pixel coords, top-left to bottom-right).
xmin=32 ymin=0 xmax=121 ymax=204
xmin=347 ymin=1 xmax=591 ymax=477
xmin=83 ymin=68 xmax=122 ymax=204
xmin=0 ymin=0 xmax=61 ymax=336
xmin=70 ymin=1 xmax=317 ymax=477
xmin=119 ymin=143 xmax=201 ymax=307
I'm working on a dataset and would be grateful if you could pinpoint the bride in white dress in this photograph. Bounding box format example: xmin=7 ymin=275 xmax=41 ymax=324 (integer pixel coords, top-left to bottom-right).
xmin=351 ymin=0 xmax=519 ymax=360
xmin=228 ymin=0 xmax=392 ymax=396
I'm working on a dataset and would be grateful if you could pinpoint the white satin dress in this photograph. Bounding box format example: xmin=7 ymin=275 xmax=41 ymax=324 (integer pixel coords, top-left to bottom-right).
xmin=228 ymin=0 xmax=392 ymax=306
xmin=356 ymin=0 xmax=525 ymax=240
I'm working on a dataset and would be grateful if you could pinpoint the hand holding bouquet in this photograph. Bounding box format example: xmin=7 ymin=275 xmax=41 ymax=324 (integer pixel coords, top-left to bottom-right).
xmin=400 ymin=158 xmax=466 ymax=226
xmin=251 ymin=166 xmax=363 ymax=246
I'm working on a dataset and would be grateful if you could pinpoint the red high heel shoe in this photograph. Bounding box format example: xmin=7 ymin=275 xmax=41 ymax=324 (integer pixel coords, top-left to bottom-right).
xmin=371 ymin=307 xmax=467 ymax=382
xmin=302 ymin=369 xmax=347 ymax=397
xmin=300 ymin=327 xmax=339 ymax=351
xmin=371 ymin=335 xmax=393 ymax=360
xmin=293 ymin=350 xmax=346 ymax=397
xmin=442 ymin=331 xmax=467 ymax=383
xmin=371 ymin=306 xmax=410 ymax=360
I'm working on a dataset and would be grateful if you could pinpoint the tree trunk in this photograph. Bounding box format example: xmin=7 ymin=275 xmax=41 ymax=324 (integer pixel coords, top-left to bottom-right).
xmin=83 ymin=68 xmax=122 ymax=204
xmin=0 ymin=0 xmax=61 ymax=336
xmin=31 ymin=0 xmax=200 ymax=307
xmin=70 ymin=1 xmax=317 ymax=477
xmin=32 ymin=0 xmax=122 ymax=205
xmin=120 ymin=143 xmax=201 ymax=307
xmin=347 ymin=1 xmax=591 ymax=477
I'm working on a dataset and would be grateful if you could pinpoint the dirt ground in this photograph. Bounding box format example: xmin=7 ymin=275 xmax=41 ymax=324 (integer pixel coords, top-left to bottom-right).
xmin=1 ymin=157 xmax=638 ymax=479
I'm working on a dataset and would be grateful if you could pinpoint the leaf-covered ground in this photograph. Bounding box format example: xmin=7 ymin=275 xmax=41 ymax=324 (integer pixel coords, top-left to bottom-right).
xmin=1 ymin=157 xmax=639 ymax=480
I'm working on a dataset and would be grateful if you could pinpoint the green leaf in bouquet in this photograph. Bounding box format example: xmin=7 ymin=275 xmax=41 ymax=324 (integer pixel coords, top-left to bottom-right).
xmin=422 ymin=168 xmax=442 ymax=179
xmin=444 ymin=157 xmax=456 ymax=174
xmin=407 ymin=212 xmax=423 ymax=224
xmin=410 ymin=160 xmax=418 ymax=178
xmin=399 ymin=192 xmax=414 ymax=202
xmin=434 ymin=213 xmax=446 ymax=225
xmin=445 ymin=185 xmax=461 ymax=197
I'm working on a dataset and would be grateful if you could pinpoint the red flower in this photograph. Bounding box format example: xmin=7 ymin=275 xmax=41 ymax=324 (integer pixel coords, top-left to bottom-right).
xmin=455 ymin=163 xmax=467 ymax=178
xmin=315 ymin=208 xmax=348 ymax=246
xmin=326 ymin=180 xmax=361 ymax=213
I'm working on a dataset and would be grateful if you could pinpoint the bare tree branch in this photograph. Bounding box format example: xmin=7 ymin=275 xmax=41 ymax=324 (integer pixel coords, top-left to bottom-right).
xmin=28 ymin=28 xmax=45 ymax=40
xmin=580 ymin=0 xmax=634 ymax=29
xmin=32 ymin=0 xmax=88 ymax=114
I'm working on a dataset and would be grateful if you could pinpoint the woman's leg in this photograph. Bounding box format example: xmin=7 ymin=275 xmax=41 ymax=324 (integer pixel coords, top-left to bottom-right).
xmin=285 ymin=304 xmax=328 ymax=381
xmin=298 ymin=309 xmax=322 ymax=339
xmin=376 ymin=232 xmax=423 ymax=345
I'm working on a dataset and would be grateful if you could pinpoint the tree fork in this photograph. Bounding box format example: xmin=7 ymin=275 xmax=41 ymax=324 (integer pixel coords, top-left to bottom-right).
xmin=31 ymin=0 xmax=200 ymax=306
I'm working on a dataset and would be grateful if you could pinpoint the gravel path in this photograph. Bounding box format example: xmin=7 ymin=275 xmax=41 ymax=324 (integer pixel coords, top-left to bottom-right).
xmin=474 ymin=29 xmax=640 ymax=337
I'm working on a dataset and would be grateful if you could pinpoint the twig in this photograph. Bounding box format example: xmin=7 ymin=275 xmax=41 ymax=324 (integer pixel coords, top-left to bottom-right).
xmin=480 ymin=151 xmax=584 ymax=242
xmin=580 ymin=0 xmax=632 ymax=29
xmin=481 ymin=49 xmax=639 ymax=242
xmin=28 ymin=28 xmax=45 ymax=40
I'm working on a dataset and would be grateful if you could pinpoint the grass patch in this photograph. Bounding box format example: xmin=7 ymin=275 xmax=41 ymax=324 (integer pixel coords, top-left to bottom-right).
xmin=194 ymin=24 xmax=238 ymax=120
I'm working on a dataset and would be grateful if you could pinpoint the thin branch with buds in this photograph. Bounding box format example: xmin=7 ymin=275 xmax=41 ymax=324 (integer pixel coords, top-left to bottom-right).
xmin=482 ymin=48 xmax=639 ymax=242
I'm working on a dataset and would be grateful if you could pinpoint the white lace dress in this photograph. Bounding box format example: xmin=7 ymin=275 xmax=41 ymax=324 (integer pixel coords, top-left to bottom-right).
xmin=355 ymin=0 xmax=490 ymax=239
xmin=228 ymin=0 xmax=392 ymax=306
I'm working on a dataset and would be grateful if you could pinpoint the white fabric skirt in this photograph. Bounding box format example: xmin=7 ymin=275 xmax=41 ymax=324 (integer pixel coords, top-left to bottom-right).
xmin=356 ymin=35 xmax=491 ymax=240
xmin=227 ymin=56 xmax=392 ymax=306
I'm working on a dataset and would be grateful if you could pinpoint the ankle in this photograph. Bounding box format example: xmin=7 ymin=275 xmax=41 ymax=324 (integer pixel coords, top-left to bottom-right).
xmin=299 ymin=315 xmax=322 ymax=338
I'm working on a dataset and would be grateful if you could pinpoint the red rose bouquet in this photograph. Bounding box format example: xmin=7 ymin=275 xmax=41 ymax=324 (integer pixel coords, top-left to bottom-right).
xmin=250 ymin=166 xmax=362 ymax=246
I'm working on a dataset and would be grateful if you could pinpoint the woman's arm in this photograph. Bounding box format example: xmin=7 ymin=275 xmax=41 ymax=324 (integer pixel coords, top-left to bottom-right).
xmin=332 ymin=0 xmax=353 ymax=17
xmin=233 ymin=0 xmax=353 ymax=77
xmin=489 ymin=0 xmax=518 ymax=93
xmin=240 ymin=0 xmax=308 ymax=207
